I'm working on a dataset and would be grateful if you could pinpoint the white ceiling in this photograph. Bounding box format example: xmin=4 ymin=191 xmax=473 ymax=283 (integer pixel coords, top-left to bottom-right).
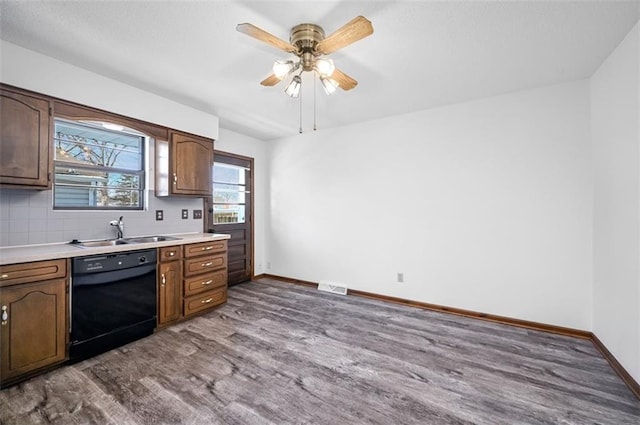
xmin=1 ymin=1 xmax=638 ymax=140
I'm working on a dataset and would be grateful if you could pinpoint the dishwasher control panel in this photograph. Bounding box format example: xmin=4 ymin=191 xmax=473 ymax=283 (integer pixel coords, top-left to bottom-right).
xmin=73 ymin=249 xmax=157 ymax=274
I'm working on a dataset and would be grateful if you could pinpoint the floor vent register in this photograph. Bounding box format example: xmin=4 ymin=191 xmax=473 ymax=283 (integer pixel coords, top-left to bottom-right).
xmin=317 ymin=281 xmax=348 ymax=295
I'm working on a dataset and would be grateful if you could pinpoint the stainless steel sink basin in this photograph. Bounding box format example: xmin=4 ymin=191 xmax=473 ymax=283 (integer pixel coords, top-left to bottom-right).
xmin=71 ymin=235 xmax=181 ymax=248
xmin=73 ymin=239 xmax=130 ymax=248
xmin=121 ymin=235 xmax=182 ymax=244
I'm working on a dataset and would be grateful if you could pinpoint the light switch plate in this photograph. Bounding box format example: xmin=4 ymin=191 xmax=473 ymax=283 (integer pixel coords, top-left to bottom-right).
xmin=181 ymin=209 xmax=189 ymax=219
xmin=193 ymin=209 xmax=202 ymax=219
xmin=155 ymin=210 xmax=164 ymax=221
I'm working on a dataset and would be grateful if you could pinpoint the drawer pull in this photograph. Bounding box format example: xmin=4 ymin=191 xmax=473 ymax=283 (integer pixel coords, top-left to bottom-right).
xmin=161 ymin=274 xmax=166 ymax=286
xmin=202 ymin=262 xmax=213 ymax=267
xmin=0 ymin=274 xmax=8 ymax=279
xmin=168 ymin=252 xmax=175 ymax=257
xmin=202 ymin=246 xmax=213 ymax=251
xmin=201 ymin=298 xmax=213 ymax=304
xmin=202 ymin=280 xmax=213 ymax=286
xmin=1 ymin=306 xmax=8 ymax=326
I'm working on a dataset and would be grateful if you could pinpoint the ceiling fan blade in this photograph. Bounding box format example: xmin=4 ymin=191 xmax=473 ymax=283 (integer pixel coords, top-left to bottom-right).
xmin=316 ymin=16 xmax=373 ymax=54
xmin=260 ymin=74 xmax=282 ymax=87
xmin=332 ymin=68 xmax=358 ymax=91
xmin=236 ymin=23 xmax=298 ymax=54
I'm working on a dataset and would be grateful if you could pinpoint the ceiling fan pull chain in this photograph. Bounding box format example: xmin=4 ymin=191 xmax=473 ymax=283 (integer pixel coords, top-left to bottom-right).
xmin=313 ymin=77 xmax=317 ymax=131
xmin=299 ymin=79 xmax=303 ymax=134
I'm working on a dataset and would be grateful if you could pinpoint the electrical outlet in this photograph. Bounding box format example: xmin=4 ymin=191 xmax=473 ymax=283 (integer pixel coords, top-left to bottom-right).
xmin=181 ymin=209 xmax=189 ymax=219
xmin=267 ymin=262 xmax=271 ymax=270
xmin=397 ymin=272 xmax=404 ymax=283
xmin=155 ymin=210 xmax=164 ymax=221
xmin=193 ymin=209 xmax=202 ymax=219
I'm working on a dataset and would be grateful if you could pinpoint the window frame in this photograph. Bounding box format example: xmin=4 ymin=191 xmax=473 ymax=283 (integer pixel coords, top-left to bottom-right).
xmin=52 ymin=118 xmax=146 ymax=211
xmin=211 ymin=161 xmax=249 ymax=225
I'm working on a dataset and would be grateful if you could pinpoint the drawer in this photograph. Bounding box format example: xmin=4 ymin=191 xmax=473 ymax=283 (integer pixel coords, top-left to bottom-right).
xmin=184 ymin=253 xmax=227 ymax=277
xmin=0 ymin=259 xmax=67 ymax=287
xmin=184 ymin=269 xmax=227 ymax=297
xmin=183 ymin=240 xmax=227 ymax=258
xmin=159 ymin=246 xmax=182 ymax=262
xmin=184 ymin=287 xmax=226 ymax=317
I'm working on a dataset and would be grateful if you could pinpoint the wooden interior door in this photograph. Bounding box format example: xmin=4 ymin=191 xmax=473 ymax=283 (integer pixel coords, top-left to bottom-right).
xmin=207 ymin=152 xmax=253 ymax=286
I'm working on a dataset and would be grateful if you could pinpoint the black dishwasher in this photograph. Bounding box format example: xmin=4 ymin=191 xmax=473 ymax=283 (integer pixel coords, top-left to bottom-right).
xmin=70 ymin=249 xmax=157 ymax=362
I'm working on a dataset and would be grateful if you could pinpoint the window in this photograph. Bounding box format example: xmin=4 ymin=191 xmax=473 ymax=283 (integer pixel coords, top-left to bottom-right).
xmin=53 ymin=119 xmax=145 ymax=209
xmin=212 ymin=161 xmax=248 ymax=224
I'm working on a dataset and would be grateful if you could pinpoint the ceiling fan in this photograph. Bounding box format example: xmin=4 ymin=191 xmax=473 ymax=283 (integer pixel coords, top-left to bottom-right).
xmin=236 ymin=16 xmax=374 ymax=97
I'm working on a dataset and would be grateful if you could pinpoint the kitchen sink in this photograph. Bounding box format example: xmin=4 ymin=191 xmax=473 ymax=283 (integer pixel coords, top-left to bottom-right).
xmin=71 ymin=235 xmax=182 ymax=248
xmin=72 ymin=239 xmax=130 ymax=248
xmin=121 ymin=235 xmax=182 ymax=244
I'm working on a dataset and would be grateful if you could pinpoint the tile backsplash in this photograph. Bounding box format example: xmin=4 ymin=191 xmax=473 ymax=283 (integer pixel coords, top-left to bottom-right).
xmin=0 ymin=189 xmax=204 ymax=247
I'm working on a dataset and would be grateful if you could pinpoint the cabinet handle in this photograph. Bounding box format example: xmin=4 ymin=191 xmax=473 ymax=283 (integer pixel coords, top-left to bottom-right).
xmin=202 ymin=246 xmax=213 ymax=251
xmin=0 ymin=274 xmax=8 ymax=279
xmin=202 ymin=280 xmax=213 ymax=286
xmin=168 ymin=252 xmax=175 ymax=257
xmin=202 ymin=262 xmax=213 ymax=267
xmin=201 ymin=298 xmax=213 ymax=304
xmin=173 ymin=173 xmax=177 ymax=184
xmin=1 ymin=306 xmax=7 ymax=326
xmin=161 ymin=274 xmax=166 ymax=286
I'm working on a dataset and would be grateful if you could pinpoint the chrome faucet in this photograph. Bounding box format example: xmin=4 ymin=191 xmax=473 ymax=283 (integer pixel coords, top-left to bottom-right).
xmin=109 ymin=216 xmax=124 ymax=239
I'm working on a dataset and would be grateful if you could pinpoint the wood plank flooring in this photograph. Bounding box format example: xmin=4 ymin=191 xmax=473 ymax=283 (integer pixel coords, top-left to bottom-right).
xmin=1 ymin=278 xmax=638 ymax=424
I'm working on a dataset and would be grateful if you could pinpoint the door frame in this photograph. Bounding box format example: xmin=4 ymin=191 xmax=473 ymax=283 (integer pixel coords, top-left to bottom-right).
xmin=205 ymin=150 xmax=255 ymax=281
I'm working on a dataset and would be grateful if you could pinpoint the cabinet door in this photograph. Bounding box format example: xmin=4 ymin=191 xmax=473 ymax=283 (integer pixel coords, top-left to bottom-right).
xmin=0 ymin=88 xmax=51 ymax=188
xmin=0 ymin=279 xmax=67 ymax=382
xmin=170 ymin=132 xmax=213 ymax=196
xmin=158 ymin=261 xmax=182 ymax=325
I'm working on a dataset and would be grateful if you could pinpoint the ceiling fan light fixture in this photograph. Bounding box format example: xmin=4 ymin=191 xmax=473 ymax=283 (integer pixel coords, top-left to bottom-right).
xmin=314 ymin=58 xmax=335 ymax=77
xmin=320 ymin=76 xmax=339 ymax=95
xmin=285 ymin=75 xmax=302 ymax=97
xmin=273 ymin=60 xmax=295 ymax=79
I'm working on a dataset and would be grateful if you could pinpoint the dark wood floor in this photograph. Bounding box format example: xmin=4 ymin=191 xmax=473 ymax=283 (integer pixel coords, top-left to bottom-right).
xmin=1 ymin=278 xmax=638 ymax=424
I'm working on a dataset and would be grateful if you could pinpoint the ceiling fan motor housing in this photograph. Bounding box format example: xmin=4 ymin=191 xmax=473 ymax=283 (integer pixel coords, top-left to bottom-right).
xmin=290 ymin=23 xmax=325 ymax=71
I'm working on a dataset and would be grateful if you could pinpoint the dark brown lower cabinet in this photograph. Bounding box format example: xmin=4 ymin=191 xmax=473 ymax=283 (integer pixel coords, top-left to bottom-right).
xmin=157 ymin=242 xmax=228 ymax=326
xmin=0 ymin=278 xmax=67 ymax=385
xmin=182 ymin=240 xmax=228 ymax=318
xmin=157 ymin=246 xmax=182 ymax=327
xmin=158 ymin=260 xmax=182 ymax=326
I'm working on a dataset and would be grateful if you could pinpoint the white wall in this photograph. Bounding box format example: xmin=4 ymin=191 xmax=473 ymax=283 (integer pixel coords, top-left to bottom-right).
xmin=0 ymin=41 xmax=218 ymax=139
xmin=591 ymin=22 xmax=640 ymax=383
xmin=268 ymin=80 xmax=593 ymax=330
xmin=215 ymin=128 xmax=268 ymax=277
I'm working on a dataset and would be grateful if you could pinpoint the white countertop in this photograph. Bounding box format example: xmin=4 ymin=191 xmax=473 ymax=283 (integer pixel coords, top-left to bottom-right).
xmin=0 ymin=233 xmax=230 ymax=265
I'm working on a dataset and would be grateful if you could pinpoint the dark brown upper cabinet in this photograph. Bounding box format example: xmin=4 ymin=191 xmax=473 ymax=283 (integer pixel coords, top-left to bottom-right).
xmin=156 ymin=131 xmax=213 ymax=197
xmin=0 ymin=84 xmax=216 ymax=196
xmin=0 ymin=87 xmax=52 ymax=189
